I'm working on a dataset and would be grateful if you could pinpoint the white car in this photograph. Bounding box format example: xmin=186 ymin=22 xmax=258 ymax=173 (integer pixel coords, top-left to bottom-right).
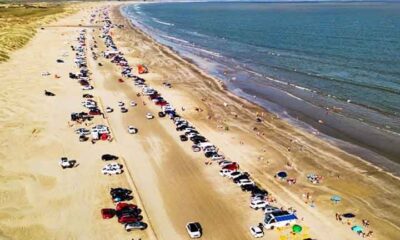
xmin=146 ymin=113 xmax=154 ymax=119
xmin=128 ymin=126 xmax=138 ymax=134
xmin=227 ymin=171 xmax=242 ymax=179
xmin=101 ymin=167 xmax=122 ymax=175
xmin=219 ymin=160 xmax=233 ymax=167
xmin=106 ymin=107 xmax=113 ymax=113
xmin=211 ymin=154 xmax=225 ymax=161
xmin=186 ymin=222 xmax=202 ymax=238
xmin=264 ymin=205 xmax=280 ymax=214
xmin=219 ymin=169 xmax=232 ymax=177
xmin=105 ymin=163 xmax=122 ymax=169
xmin=118 ymin=101 xmax=125 ymax=107
xmin=250 ymin=226 xmax=264 ymax=238
xmin=59 ymin=157 xmax=75 ymax=169
xmin=75 ymin=128 xmax=90 ymax=136
xmin=250 ymin=200 xmax=268 ymax=210
xmin=82 ymin=85 xmax=94 ymax=90
xmin=236 ymin=179 xmax=255 ymax=186
xmin=130 ymin=101 xmax=137 ymax=107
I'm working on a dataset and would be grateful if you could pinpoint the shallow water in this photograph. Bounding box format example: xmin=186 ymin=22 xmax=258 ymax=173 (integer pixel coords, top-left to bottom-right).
xmin=121 ymin=2 xmax=400 ymax=173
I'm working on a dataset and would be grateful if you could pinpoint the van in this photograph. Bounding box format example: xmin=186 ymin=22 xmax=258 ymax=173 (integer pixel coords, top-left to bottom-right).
xmin=264 ymin=211 xmax=297 ymax=230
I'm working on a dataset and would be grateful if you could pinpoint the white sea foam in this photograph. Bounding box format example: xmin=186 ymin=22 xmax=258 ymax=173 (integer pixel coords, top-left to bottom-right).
xmin=152 ymin=18 xmax=174 ymax=26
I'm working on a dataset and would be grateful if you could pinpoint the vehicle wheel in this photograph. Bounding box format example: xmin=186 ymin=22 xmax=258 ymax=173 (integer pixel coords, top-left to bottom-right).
xmin=255 ymin=207 xmax=259 ymax=210
xmin=270 ymin=226 xmax=274 ymax=230
xmin=127 ymin=229 xmax=131 ymax=232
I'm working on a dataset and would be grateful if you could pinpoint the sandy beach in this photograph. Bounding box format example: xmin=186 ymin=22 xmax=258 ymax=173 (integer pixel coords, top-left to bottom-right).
xmin=0 ymin=2 xmax=399 ymax=240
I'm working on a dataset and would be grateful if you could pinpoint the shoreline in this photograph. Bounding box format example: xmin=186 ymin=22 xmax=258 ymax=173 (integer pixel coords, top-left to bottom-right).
xmin=112 ymin=4 xmax=400 ymax=239
xmin=120 ymin=2 xmax=400 ymax=177
xmin=0 ymin=2 xmax=399 ymax=239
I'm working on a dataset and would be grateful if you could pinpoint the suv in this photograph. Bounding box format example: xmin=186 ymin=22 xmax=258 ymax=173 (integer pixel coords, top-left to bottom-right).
xmin=186 ymin=222 xmax=202 ymax=238
xmin=124 ymin=222 xmax=148 ymax=231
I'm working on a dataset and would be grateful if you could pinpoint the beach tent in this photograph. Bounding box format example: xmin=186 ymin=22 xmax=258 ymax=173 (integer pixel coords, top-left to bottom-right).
xmin=331 ymin=195 xmax=342 ymax=203
xmin=276 ymin=171 xmax=288 ymax=180
xmin=292 ymin=224 xmax=302 ymax=233
xmin=138 ymin=64 xmax=148 ymax=74
xmin=342 ymin=213 xmax=355 ymax=218
xmin=351 ymin=225 xmax=363 ymax=233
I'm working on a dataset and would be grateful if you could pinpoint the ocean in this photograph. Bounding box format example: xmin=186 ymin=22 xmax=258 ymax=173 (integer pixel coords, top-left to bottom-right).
xmin=121 ymin=2 xmax=400 ymax=173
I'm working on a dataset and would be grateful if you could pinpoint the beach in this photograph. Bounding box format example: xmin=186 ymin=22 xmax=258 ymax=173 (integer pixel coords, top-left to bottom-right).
xmin=0 ymin=2 xmax=399 ymax=240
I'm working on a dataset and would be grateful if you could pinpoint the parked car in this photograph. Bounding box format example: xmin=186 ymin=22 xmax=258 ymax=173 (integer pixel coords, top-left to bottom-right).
xmin=130 ymin=101 xmax=137 ymax=107
xmin=264 ymin=205 xmax=280 ymax=214
xmin=219 ymin=169 xmax=234 ymax=177
xmin=118 ymin=101 xmax=125 ymax=107
xmin=118 ymin=215 xmax=142 ymax=224
xmin=236 ymin=179 xmax=255 ymax=186
xmin=111 ymin=188 xmax=132 ymax=195
xmin=59 ymin=157 xmax=75 ymax=169
xmin=115 ymin=202 xmax=137 ymax=211
xmin=186 ymin=222 xmax=202 ymax=238
xmin=124 ymin=222 xmax=148 ymax=231
xmin=250 ymin=200 xmax=268 ymax=210
xmin=102 ymin=165 xmax=122 ymax=175
xmin=250 ymin=226 xmax=264 ymax=238
xmin=128 ymin=126 xmax=138 ymax=134
xmin=82 ymin=85 xmax=94 ymax=90
xmin=192 ymin=145 xmax=201 ymax=152
xmin=89 ymin=108 xmax=102 ymax=115
xmin=264 ymin=211 xmax=297 ymax=230
xmin=180 ymin=135 xmax=188 ymax=141
xmin=120 ymin=107 xmax=128 ymax=113
xmin=158 ymin=111 xmax=166 ymax=118
xmin=82 ymin=94 xmax=93 ymax=98
xmin=101 ymin=154 xmax=118 ymax=161
xmin=75 ymin=128 xmax=90 ymax=136
xmin=106 ymin=107 xmax=113 ymax=113
xmin=79 ymin=135 xmax=88 ymax=142
xmin=101 ymin=208 xmax=115 ymax=219
xmin=146 ymin=113 xmax=154 ymax=119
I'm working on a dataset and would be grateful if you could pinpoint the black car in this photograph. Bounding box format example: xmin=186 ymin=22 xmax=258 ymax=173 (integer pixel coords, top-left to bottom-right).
xmin=121 ymin=107 xmax=128 ymax=113
xmin=82 ymin=94 xmax=93 ymax=98
xmin=158 ymin=111 xmax=166 ymax=118
xmin=102 ymin=154 xmax=119 ymax=161
xmin=190 ymin=136 xmax=206 ymax=142
xmin=251 ymin=187 xmax=268 ymax=196
xmin=204 ymin=151 xmax=216 ymax=158
xmin=116 ymin=208 xmax=142 ymax=218
xmin=184 ymin=130 xmax=199 ymax=137
xmin=241 ymin=184 xmax=257 ymax=192
xmin=176 ymin=125 xmax=188 ymax=131
xmin=192 ymin=139 xmax=207 ymax=144
xmin=112 ymin=194 xmax=134 ymax=202
xmin=180 ymin=135 xmax=188 ymax=141
xmin=233 ymin=175 xmax=250 ymax=183
xmin=110 ymin=187 xmax=132 ymax=195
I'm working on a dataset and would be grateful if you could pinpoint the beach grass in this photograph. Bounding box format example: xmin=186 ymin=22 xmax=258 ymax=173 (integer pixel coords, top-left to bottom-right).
xmin=0 ymin=3 xmax=75 ymax=62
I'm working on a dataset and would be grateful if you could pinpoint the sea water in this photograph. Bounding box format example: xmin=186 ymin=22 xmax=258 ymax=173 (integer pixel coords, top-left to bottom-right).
xmin=122 ymin=2 xmax=400 ymax=172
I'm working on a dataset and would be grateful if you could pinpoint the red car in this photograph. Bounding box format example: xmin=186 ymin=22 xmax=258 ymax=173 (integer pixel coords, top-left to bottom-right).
xmin=89 ymin=109 xmax=102 ymax=115
xmin=155 ymin=100 xmax=168 ymax=106
xmin=101 ymin=208 xmax=116 ymax=219
xmin=223 ymin=163 xmax=239 ymax=171
xmin=116 ymin=202 xmax=138 ymax=211
xmin=118 ymin=214 xmax=141 ymax=224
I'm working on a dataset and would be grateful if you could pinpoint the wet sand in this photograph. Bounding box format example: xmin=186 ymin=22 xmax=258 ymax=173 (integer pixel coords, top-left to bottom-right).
xmin=0 ymin=2 xmax=399 ymax=240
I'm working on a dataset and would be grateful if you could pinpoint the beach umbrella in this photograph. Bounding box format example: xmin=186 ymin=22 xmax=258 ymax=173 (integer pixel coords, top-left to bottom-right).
xmin=331 ymin=195 xmax=342 ymax=203
xmin=342 ymin=213 xmax=356 ymax=218
xmin=277 ymin=171 xmax=287 ymax=178
xmin=351 ymin=225 xmax=363 ymax=233
xmin=292 ymin=224 xmax=302 ymax=233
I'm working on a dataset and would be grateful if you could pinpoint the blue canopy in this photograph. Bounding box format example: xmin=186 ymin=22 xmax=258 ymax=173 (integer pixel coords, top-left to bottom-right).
xmin=277 ymin=171 xmax=287 ymax=178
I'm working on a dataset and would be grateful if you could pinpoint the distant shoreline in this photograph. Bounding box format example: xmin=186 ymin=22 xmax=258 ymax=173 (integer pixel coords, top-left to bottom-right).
xmin=120 ymin=2 xmax=400 ymax=176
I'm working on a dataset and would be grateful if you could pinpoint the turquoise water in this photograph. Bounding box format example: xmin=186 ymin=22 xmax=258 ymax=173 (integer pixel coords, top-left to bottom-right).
xmin=122 ymin=2 xmax=400 ymax=167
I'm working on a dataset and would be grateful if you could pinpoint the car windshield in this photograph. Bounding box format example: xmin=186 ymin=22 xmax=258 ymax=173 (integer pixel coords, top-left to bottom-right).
xmin=188 ymin=223 xmax=199 ymax=232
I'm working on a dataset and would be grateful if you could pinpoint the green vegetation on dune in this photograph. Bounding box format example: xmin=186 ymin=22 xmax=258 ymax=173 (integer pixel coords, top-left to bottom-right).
xmin=0 ymin=3 xmax=74 ymax=62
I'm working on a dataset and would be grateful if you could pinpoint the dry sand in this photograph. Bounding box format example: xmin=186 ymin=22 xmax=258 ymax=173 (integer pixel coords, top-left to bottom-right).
xmin=0 ymin=2 xmax=399 ymax=240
